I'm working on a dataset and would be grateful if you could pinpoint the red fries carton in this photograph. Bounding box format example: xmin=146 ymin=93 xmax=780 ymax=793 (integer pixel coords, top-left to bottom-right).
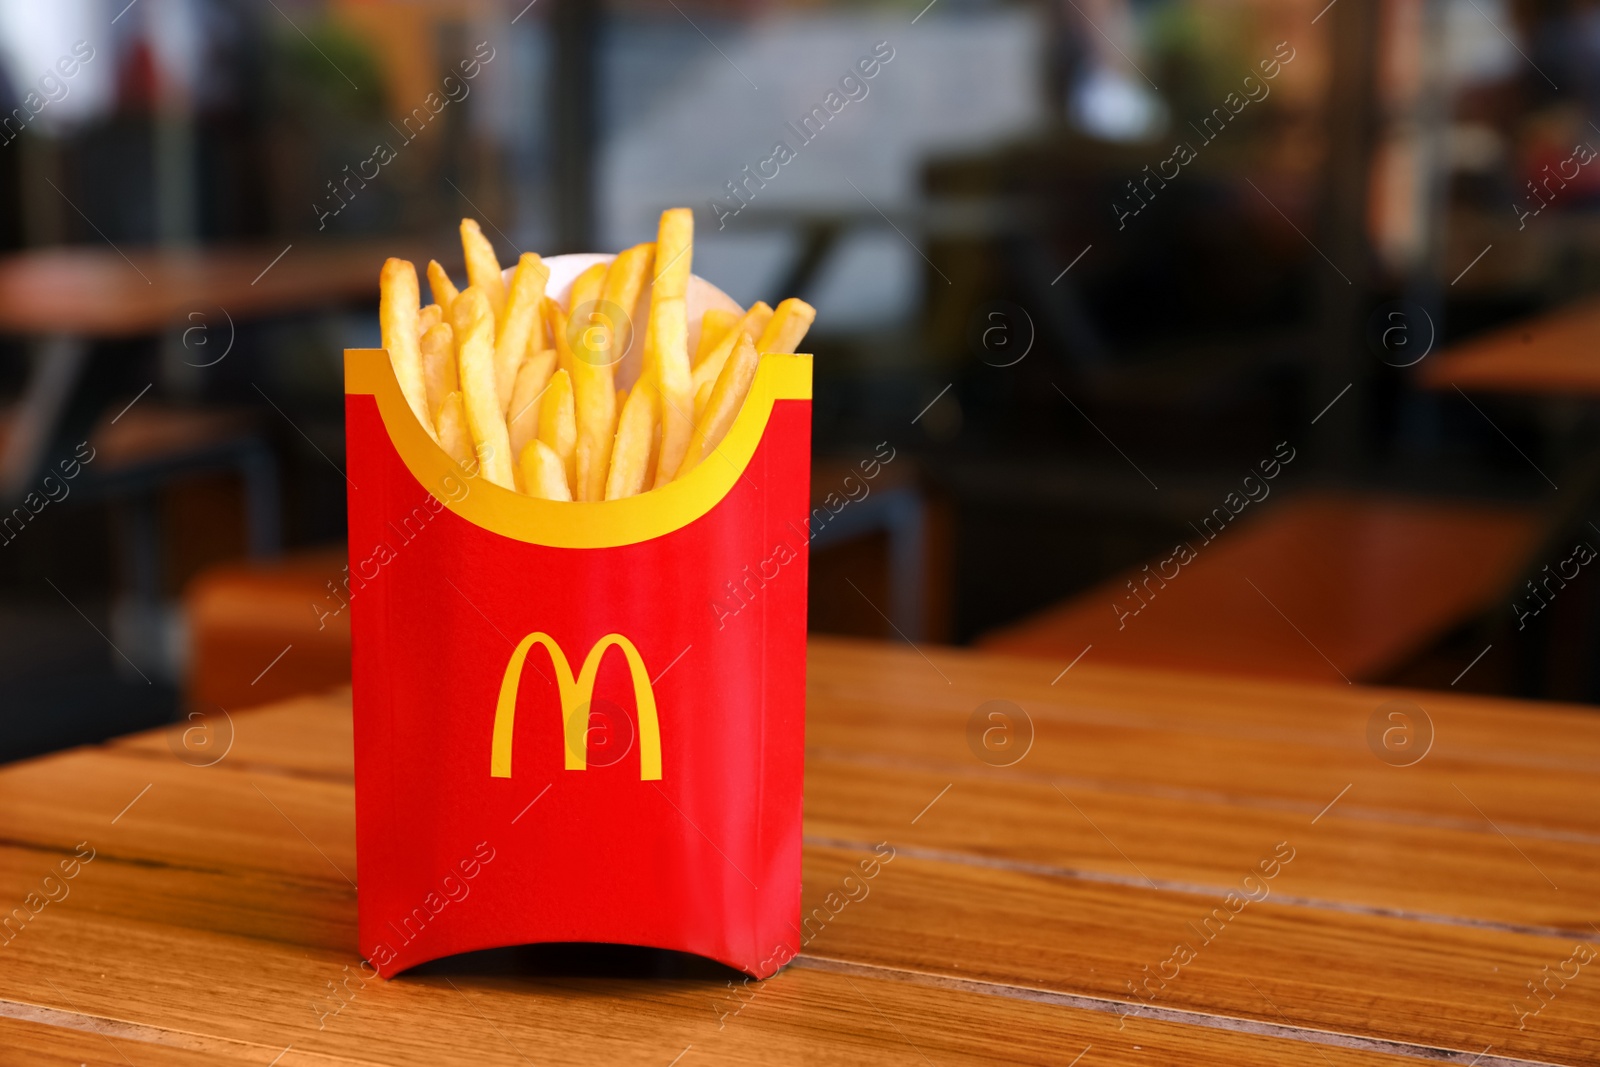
xmin=344 ymin=257 xmax=811 ymax=978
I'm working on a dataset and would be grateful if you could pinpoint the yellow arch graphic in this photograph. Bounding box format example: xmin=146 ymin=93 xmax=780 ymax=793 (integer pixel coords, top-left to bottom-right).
xmin=489 ymin=632 xmax=662 ymax=781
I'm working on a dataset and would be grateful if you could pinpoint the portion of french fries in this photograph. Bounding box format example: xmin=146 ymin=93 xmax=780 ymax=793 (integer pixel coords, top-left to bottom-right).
xmin=378 ymin=208 xmax=815 ymax=501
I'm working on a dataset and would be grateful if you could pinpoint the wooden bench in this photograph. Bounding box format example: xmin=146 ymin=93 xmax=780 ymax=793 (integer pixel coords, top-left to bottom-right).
xmin=980 ymin=492 xmax=1538 ymax=683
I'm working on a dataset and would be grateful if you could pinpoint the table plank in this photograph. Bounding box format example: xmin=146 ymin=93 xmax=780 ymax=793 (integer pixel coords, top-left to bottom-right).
xmin=114 ymin=692 xmax=356 ymax=781
xmin=798 ymin=846 xmax=1600 ymax=1064
xmin=0 ymin=242 xmax=440 ymax=338
xmin=0 ymin=1016 xmax=267 ymax=1066
xmin=1419 ymin=296 xmax=1600 ymax=397
xmin=977 ymin=493 xmax=1536 ymax=682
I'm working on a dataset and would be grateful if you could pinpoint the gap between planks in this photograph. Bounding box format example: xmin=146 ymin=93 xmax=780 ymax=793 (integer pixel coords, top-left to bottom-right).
xmin=791 ymin=956 xmax=1569 ymax=1067
xmin=804 ymin=834 xmax=1595 ymax=943
xmin=0 ymin=998 xmax=377 ymax=1066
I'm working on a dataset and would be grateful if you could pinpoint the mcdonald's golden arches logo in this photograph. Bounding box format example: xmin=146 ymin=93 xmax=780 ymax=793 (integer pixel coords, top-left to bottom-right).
xmin=490 ymin=633 xmax=662 ymax=781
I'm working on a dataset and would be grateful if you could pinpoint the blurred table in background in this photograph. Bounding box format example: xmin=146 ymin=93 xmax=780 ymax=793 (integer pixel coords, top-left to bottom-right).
xmin=0 ymin=239 xmax=428 ymax=495
xmin=1 ymin=637 xmax=1596 ymax=1064
xmin=1419 ymin=295 xmax=1600 ymax=398
xmin=980 ymin=492 xmax=1538 ymax=684
xmin=0 ymin=241 xmax=411 ymax=338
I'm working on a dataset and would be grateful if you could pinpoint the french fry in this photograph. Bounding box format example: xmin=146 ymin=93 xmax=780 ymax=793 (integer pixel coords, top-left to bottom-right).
xmin=694 ymin=308 xmax=740 ymax=367
xmin=537 ymin=368 xmax=577 ymax=493
xmin=495 ymin=253 xmax=550 ymax=413
xmin=420 ymin=322 xmax=457 ymax=423
xmin=426 ymin=260 xmax=459 ymax=312
xmin=459 ymin=219 xmax=506 ymax=319
xmin=676 ymin=331 xmax=758 ymax=481
xmin=379 ymin=258 xmax=435 ymax=440
xmin=543 ymin=297 xmax=572 ymax=378
xmin=617 ymin=386 xmax=628 ymax=411
xmin=756 ymin=297 xmax=816 ymax=355
xmin=600 ymin=243 xmax=654 ymax=370
xmin=693 ymin=377 xmax=713 ymax=424
xmin=419 ymin=304 xmax=443 ymax=333
xmin=653 ymin=207 xmax=694 ymax=302
xmin=648 ymin=297 xmax=692 ymax=488
xmin=691 ymin=301 xmax=772 ymax=396
xmin=527 ymin=288 xmax=549 ymax=359
xmin=644 ymin=208 xmax=694 ymax=488
xmin=605 ymin=383 xmax=657 ymax=500
xmin=558 ymin=289 xmax=620 ymax=503
xmin=436 ymin=391 xmax=474 ymax=467
xmin=544 ymin=299 xmax=611 ymax=502
xmin=453 ymin=287 xmax=513 ymax=489
xmin=646 ymin=412 xmax=662 ymax=480
xmin=520 ymin=440 xmax=572 ymax=501
xmin=568 ymin=262 xmax=608 ymax=319
xmin=507 ymin=349 xmax=557 ymax=463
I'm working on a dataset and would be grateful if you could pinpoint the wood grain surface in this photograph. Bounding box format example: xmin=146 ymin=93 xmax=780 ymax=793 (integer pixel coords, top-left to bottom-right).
xmin=3 ymin=637 xmax=1596 ymax=1065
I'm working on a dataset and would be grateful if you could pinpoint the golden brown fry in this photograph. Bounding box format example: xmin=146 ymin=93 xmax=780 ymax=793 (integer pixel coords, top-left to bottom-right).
xmin=693 ymin=377 xmax=713 ymax=424
xmin=379 ymin=258 xmax=434 ymax=440
xmin=744 ymin=302 xmax=775 ymax=344
xmin=653 ymin=207 xmax=693 ymax=302
xmin=507 ymin=349 xmax=557 ymax=463
xmin=605 ymin=383 xmax=658 ymax=500
xmin=520 ymin=440 xmax=572 ymax=502
xmin=756 ymin=297 xmax=816 ymax=355
xmin=436 ymin=391 xmax=474 ymax=468
xmin=527 ymin=288 xmax=549 ymax=359
xmin=568 ymin=262 xmax=608 ymax=318
xmin=453 ymin=287 xmax=513 ymax=488
xmin=418 ymin=304 xmax=443 ymax=334
xmin=691 ymin=301 xmax=771 ymax=396
xmin=546 ymin=299 xmax=614 ymax=501
xmin=542 ymin=297 xmax=572 ymax=379
xmin=427 ymin=260 xmax=459 ymax=312
xmin=676 ymin=331 xmax=758 ymax=481
xmin=641 ymin=208 xmax=694 ymax=488
xmin=420 ymin=322 xmax=457 ymax=425
xmin=536 ymin=368 xmax=577 ymax=493
xmin=647 ymin=297 xmax=691 ymax=488
xmin=564 ymin=307 xmax=620 ymax=504
xmin=459 ymin=219 xmax=506 ymax=320
xmin=600 ymin=243 xmax=654 ymax=370
xmin=495 ymin=253 xmax=550 ymax=414
xmin=693 ymin=308 xmax=739 ymax=367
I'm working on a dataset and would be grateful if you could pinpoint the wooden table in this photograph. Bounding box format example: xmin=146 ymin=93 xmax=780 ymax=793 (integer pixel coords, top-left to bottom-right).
xmin=1419 ymin=296 xmax=1600 ymax=397
xmin=1 ymin=637 xmax=1596 ymax=1065
xmin=0 ymin=239 xmax=436 ymax=496
xmin=0 ymin=242 xmax=412 ymax=339
xmin=982 ymin=492 xmax=1538 ymax=684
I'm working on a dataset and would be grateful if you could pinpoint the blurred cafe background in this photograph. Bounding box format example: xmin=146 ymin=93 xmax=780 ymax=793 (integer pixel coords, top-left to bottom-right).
xmin=3 ymin=0 xmax=1600 ymax=763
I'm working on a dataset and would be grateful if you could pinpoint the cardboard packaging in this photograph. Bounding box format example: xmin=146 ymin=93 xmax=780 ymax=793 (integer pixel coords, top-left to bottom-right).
xmin=343 ymin=255 xmax=812 ymax=978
